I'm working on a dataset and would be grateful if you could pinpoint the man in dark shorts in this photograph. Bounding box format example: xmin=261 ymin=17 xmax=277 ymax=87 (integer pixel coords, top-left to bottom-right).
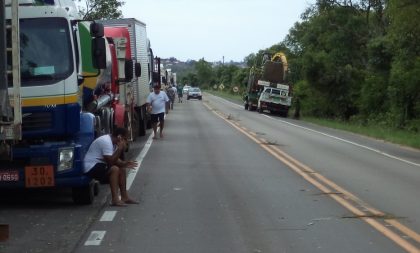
xmin=146 ymin=84 xmax=169 ymax=139
xmin=83 ymin=127 xmax=138 ymax=206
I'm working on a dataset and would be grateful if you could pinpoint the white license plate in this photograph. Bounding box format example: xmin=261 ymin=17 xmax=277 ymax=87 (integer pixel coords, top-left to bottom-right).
xmin=0 ymin=171 xmax=19 ymax=182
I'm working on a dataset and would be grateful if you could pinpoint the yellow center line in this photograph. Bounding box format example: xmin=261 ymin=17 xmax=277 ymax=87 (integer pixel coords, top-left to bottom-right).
xmin=204 ymin=102 xmax=420 ymax=253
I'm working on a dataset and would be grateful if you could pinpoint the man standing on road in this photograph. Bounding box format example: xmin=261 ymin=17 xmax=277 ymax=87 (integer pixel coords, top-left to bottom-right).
xmin=146 ymin=84 xmax=169 ymax=139
xmin=167 ymin=85 xmax=176 ymax=110
xmin=83 ymin=127 xmax=139 ymax=207
xmin=177 ymin=84 xmax=183 ymax=103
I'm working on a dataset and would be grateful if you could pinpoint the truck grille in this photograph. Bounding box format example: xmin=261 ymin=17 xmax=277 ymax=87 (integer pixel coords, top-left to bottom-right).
xmin=22 ymin=112 xmax=53 ymax=131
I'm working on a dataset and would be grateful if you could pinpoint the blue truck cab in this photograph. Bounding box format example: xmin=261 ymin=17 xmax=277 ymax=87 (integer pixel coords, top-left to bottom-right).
xmin=0 ymin=0 xmax=107 ymax=204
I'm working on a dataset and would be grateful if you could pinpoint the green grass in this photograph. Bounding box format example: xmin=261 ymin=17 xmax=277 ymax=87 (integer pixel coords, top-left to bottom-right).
xmin=204 ymin=89 xmax=243 ymax=103
xmin=302 ymin=117 xmax=420 ymax=150
xmin=206 ymin=90 xmax=420 ymax=150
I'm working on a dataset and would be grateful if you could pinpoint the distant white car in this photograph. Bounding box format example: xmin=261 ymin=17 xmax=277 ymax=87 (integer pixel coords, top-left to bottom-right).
xmin=187 ymin=87 xmax=202 ymax=100
xmin=182 ymin=85 xmax=191 ymax=94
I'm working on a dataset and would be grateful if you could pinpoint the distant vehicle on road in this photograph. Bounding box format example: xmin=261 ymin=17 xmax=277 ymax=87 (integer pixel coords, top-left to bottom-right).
xmin=187 ymin=87 xmax=202 ymax=100
xmin=183 ymin=85 xmax=191 ymax=94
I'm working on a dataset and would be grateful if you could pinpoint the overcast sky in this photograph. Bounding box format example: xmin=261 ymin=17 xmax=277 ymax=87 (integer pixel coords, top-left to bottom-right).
xmin=120 ymin=0 xmax=315 ymax=62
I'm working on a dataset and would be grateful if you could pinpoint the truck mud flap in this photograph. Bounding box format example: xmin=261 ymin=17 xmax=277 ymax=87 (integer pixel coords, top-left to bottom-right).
xmin=137 ymin=106 xmax=147 ymax=137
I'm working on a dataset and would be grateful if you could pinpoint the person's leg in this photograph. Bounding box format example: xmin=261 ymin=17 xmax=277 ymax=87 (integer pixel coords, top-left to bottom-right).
xmin=158 ymin=112 xmax=165 ymax=138
xmin=151 ymin=114 xmax=158 ymax=139
xmin=108 ymin=166 xmax=126 ymax=206
xmin=118 ymin=167 xmax=138 ymax=204
xmin=86 ymin=164 xmax=125 ymax=206
xmin=152 ymin=123 xmax=158 ymax=139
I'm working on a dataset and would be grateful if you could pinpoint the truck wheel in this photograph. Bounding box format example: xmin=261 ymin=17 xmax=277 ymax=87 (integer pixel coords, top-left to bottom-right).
xmin=72 ymin=181 xmax=95 ymax=205
xmin=93 ymin=181 xmax=100 ymax=196
xmin=94 ymin=115 xmax=102 ymax=137
xmin=101 ymin=107 xmax=112 ymax=134
xmin=258 ymin=107 xmax=263 ymax=114
xmin=146 ymin=115 xmax=152 ymax=129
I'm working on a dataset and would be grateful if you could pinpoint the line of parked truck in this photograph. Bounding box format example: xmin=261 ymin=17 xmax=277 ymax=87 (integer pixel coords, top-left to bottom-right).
xmin=0 ymin=0 xmax=168 ymax=204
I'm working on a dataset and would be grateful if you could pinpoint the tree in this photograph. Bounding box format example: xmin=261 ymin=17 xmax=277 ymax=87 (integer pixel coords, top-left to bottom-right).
xmin=386 ymin=0 xmax=420 ymax=127
xmin=286 ymin=3 xmax=369 ymax=119
xmin=194 ymin=59 xmax=214 ymax=88
xmin=78 ymin=0 xmax=125 ymax=20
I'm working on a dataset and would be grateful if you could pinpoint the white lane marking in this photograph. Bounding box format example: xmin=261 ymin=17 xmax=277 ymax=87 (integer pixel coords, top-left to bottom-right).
xmin=208 ymin=93 xmax=420 ymax=168
xmin=126 ymin=132 xmax=155 ymax=190
xmin=84 ymin=231 xmax=106 ymax=246
xmin=261 ymin=114 xmax=420 ymax=168
xmin=100 ymin=211 xmax=117 ymax=222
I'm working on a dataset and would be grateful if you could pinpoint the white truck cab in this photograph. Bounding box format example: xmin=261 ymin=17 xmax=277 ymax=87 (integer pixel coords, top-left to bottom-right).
xmin=257 ymin=83 xmax=292 ymax=117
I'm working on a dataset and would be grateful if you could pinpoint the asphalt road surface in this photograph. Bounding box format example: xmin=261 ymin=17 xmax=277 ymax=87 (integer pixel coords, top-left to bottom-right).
xmin=1 ymin=93 xmax=419 ymax=253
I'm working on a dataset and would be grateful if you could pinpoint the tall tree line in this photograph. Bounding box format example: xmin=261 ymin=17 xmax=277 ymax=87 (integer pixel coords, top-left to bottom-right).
xmin=175 ymin=0 xmax=420 ymax=131
xmin=286 ymin=0 xmax=420 ymax=130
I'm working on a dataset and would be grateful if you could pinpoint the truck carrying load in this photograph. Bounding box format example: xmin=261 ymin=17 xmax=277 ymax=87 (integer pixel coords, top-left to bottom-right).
xmin=243 ymin=52 xmax=292 ymax=117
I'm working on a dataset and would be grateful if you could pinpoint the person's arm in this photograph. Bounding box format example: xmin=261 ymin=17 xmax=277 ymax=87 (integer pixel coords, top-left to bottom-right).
xmin=115 ymin=159 xmax=138 ymax=169
xmin=103 ymin=137 xmax=126 ymax=166
xmin=146 ymin=94 xmax=152 ymax=112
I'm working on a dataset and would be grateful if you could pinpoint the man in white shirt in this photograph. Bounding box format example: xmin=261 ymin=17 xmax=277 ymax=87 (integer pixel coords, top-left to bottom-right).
xmin=146 ymin=84 xmax=169 ymax=139
xmin=84 ymin=127 xmax=138 ymax=207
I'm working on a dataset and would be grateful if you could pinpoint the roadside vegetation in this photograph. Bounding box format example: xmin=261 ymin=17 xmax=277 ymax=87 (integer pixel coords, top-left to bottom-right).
xmin=205 ymin=89 xmax=420 ymax=150
xmin=176 ymin=0 xmax=419 ymax=150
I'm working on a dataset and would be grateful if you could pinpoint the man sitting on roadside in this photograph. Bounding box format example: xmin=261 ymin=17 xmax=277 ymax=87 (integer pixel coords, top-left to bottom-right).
xmin=83 ymin=127 xmax=138 ymax=207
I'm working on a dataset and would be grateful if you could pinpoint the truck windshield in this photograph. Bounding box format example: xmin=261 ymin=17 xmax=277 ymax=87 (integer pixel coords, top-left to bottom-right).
xmin=11 ymin=18 xmax=73 ymax=86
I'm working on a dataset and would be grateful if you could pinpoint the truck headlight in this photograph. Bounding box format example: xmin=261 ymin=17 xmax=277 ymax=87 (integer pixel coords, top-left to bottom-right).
xmin=58 ymin=147 xmax=74 ymax=172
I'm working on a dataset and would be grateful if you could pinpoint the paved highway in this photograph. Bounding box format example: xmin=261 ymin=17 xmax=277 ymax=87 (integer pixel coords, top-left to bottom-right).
xmin=1 ymin=93 xmax=419 ymax=253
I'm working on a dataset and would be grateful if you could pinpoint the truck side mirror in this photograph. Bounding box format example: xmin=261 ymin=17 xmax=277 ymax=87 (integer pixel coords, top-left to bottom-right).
xmin=92 ymin=37 xmax=106 ymax=69
xmin=90 ymin=23 xmax=104 ymax=38
xmin=125 ymin=59 xmax=133 ymax=81
xmin=135 ymin=62 xmax=141 ymax=77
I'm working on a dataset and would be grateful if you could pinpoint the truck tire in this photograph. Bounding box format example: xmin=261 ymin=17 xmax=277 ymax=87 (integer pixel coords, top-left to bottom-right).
xmin=258 ymin=107 xmax=263 ymax=114
xmin=281 ymin=109 xmax=289 ymax=118
xmin=101 ymin=107 xmax=112 ymax=135
xmin=94 ymin=115 xmax=102 ymax=137
xmin=146 ymin=114 xmax=152 ymax=129
xmin=72 ymin=181 xmax=95 ymax=205
xmin=93 ymin=180 xmax=100 ymax=196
